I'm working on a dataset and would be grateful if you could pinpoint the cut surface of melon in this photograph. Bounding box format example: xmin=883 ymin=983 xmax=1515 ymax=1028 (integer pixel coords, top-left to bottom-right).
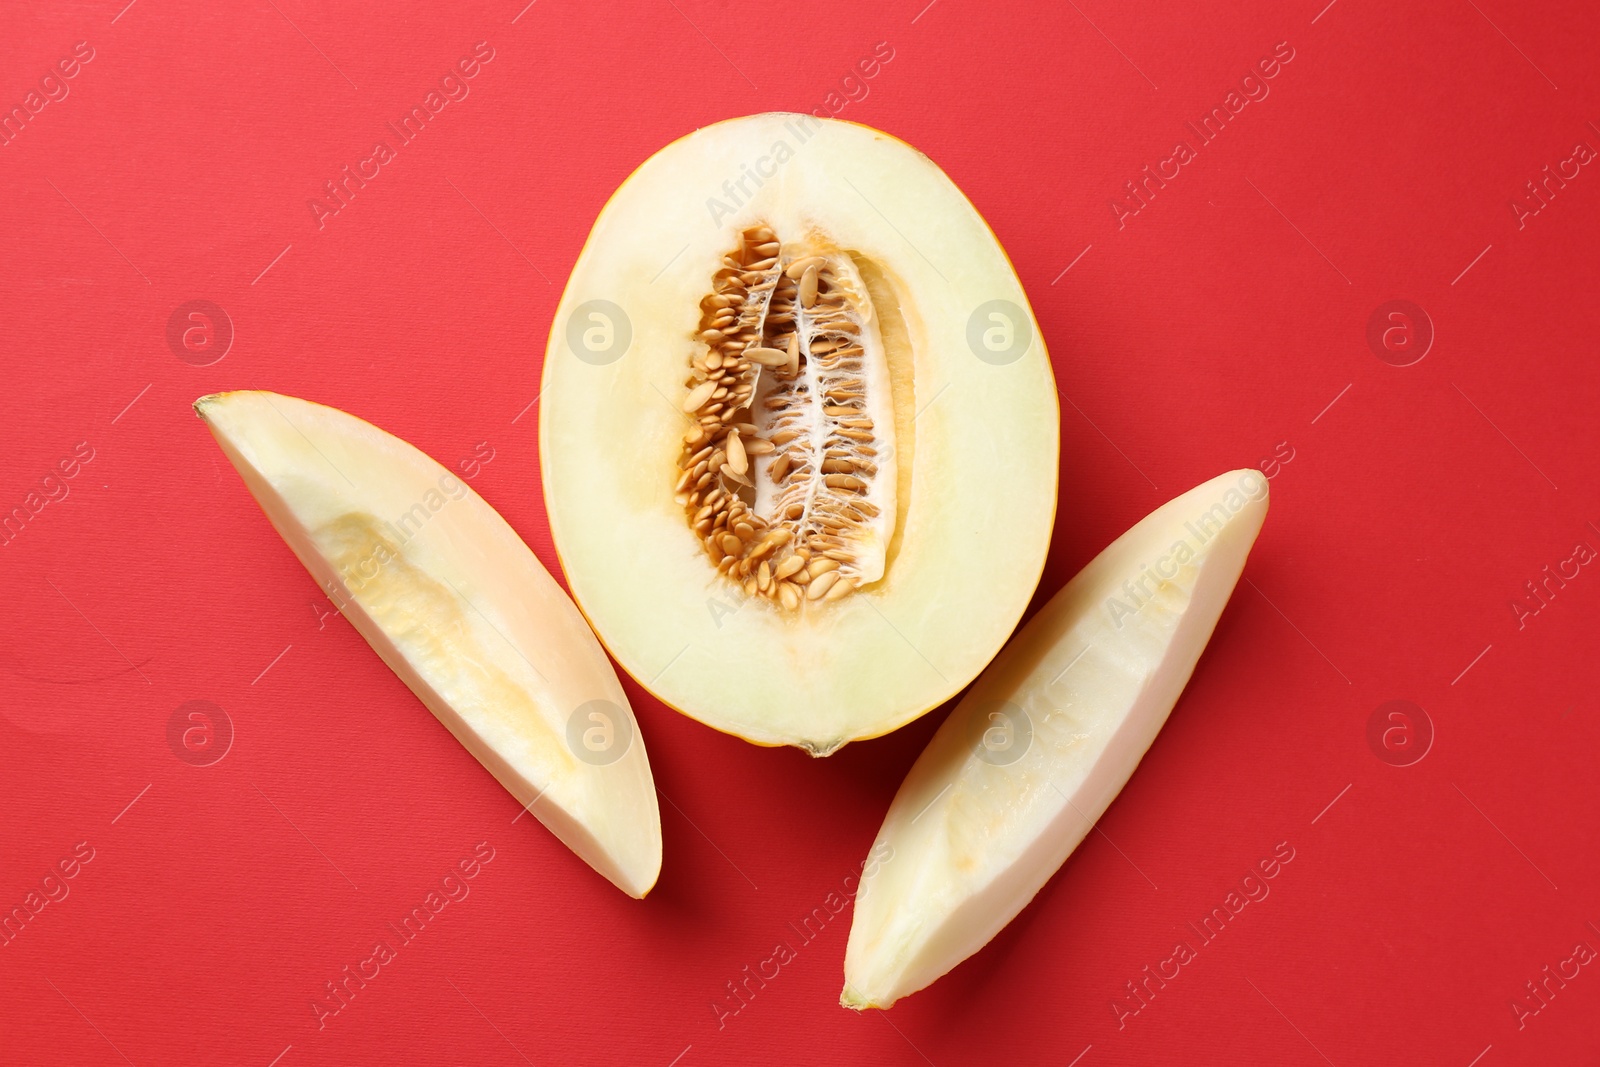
xmin=842 ymin=469 xmax=1270 ymax=1007
xmin=541 ymin=113 xmax=1058 ymax=753
xmin=197 ymin=391 xmax=661 ymax=898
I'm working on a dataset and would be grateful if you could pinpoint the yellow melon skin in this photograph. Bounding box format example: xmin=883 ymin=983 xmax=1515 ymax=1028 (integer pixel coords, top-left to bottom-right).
xmin=843 ymin=470 xmax=1269 ymax=1007
xmin=197 ymin=391 xmax=662 ymax=898
xmin=541 ymin=113 xmax=1059 ymax=754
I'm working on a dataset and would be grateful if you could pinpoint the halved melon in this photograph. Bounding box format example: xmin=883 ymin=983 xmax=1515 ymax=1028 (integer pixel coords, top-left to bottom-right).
xmin=196 ymin=391 xmax=662 ymax=897
xmin=541 ymin=113 xmax=1059 ymax=753
xmin=843 ymin=470 xmax=1270 ymax=1007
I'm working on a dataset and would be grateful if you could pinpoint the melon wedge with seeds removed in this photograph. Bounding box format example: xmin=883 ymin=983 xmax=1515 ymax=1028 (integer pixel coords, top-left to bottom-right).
xmin=541 ymin=112 xmax=1059 ymax=754
xmin=196 ymin=391 xmax=662 ymax=898
xmin=842 ymin=469 xmax=1270 ymax=1007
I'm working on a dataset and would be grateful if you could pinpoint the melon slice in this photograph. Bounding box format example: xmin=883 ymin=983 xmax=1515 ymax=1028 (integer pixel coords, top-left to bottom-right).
xmin=541 ymin=113 xmax=1059 ymax=754
xmin=196 ymin=391 xmax=662 ymax=898
xmin=842 ymin=469 xmax=1270 ymax=1007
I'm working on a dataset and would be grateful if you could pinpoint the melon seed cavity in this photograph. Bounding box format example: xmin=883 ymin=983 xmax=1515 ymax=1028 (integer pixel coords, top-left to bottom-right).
xmin=674 ymin=224 xmax=897 ymax=609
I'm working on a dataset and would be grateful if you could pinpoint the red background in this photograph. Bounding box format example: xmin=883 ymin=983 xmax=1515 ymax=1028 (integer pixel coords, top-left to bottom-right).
xmin=3 ymin=0 xmax=1599 ymax=1064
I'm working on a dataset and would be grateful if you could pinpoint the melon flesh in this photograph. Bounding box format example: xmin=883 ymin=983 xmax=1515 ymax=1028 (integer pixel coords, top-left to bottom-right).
xmin=197 ymin=391 xmax=662 ymax=898
xmin=842 ymin=470 xmax=1270 ymax=1007
xmin=541 ymin=113 xmax=1059 ymax=753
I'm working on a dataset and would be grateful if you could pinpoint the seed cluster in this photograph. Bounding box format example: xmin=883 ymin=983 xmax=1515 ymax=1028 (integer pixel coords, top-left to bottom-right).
xmin=673 ymin=224 xmax=883 ymax=610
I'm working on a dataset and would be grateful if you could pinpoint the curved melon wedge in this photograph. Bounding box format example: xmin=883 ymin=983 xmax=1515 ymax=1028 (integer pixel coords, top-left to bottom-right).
xmin=842 ymin=469 xmax=1270 ymax=1007
xmin=196 ymin=391 xmax=662 ymax=898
